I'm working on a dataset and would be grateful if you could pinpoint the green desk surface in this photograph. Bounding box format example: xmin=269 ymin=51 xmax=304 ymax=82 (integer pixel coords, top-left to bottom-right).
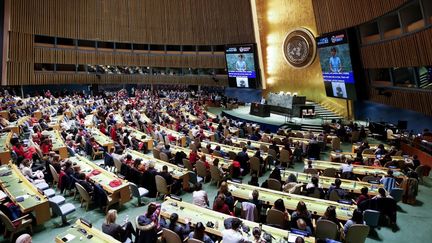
xmin=0 ymin=165 xmax=47 ymax=210
xmin=89 ymin=129 xmax=113 ymax=146
xmin=0 ymin=133 xmax=11 ymax=152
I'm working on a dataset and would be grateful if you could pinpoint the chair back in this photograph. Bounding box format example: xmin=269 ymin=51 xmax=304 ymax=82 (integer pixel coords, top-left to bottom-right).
xmin=0 ymin=211 xmax=15 ymax=231
xmin=279 ymin=149 xmax=290 ymax=163
xmin=322 ymin=168 xmax=337 ymax=177
xmin=129 ymin=182 xmax=140 ymax=197
xmin=159 ymin=152 xmax=169 ymax=162
xmin=292 ymin=184 xmax=303 ymax=194
xmin=75 ymin=183 xmax=91 ymax=202
xmin=331 ymin=137 xmax=341 ymax=151
xmin=113 ymin=156 xmax=123 ymax=173
xmin=415 ymin=165 xmax=426 ymax=177
xmin=49 ymin=164 xmax=59 ymax=184
xmin=155 ymin=175 xmax=169 ymax=195
xmin=188 ymin=171 xmax=199 ymax=185
xmin=240 ymin=202 xmax=258 ymax=222
xmin=362 ymin=175 xmax=377 ymax=182
xmin=195 ymin=161 xmax=207 ymax=178
xmin=250 ymin=157 xmax=261 ymax=174
xmin=316 ymin=219 xmax=338 ymax=240
xmin=210 ymin=165 xmax=222 ymax=183
xmin=267 ymin=178 xmax=281 ymax=191
xmin=304 ymin=168 xmax=318 ymax=175
xmin=345 ymin=224 xmax=370 ymax=243
xmin=153 ymin=148 xmax=161 ymax=160
xmin=351 ymin=131 xmax=360 ymax=142
xmin=329 ymin=190 xmax=341 ymax=201
xmin=389 ymin=188 xmax=404 ymax=202
xmin=212 ymin=150 xmax=222 ymax=157
xmin=268 ymin=149 xmax=277 ymax=159
xmin=363 ymin=209 xmax=380 ymax=227
xmin=49 ymin=200 xmax=62 ymax=216
xmin=228 ymin=151 xmax=237 ymax=160
xmin=183 ymin=158 xmax=193 ymax=171
xmin=162 ymin=228 xmax=182 ymax=243
xmin=308 ymin=188 xmax=322 ymax=198
xmin=201 ymin=147 xmax=209 ymax=154
xmin=260 ymin=144 xmax=269 ymax=153
xmin=266 ymin=209 xmax=285 ymax=228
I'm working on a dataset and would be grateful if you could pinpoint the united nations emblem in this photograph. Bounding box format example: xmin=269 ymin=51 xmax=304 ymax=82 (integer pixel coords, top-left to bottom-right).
xmin=283 ymin=28 xmax=317 ymax=69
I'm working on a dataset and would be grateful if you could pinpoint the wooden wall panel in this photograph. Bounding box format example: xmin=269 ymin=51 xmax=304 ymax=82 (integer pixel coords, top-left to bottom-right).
xmin=9 ymin=0 xmax=254 ymax=45
xmin=361 ymin=27 xmax=432 ymax=68
xmin=7 ymin=0 xmax=252 ymax=85
xmin=312 ymin=0 xmax=408 ymax=34
xmin=369 ymin=88 xmax=432 ymax=116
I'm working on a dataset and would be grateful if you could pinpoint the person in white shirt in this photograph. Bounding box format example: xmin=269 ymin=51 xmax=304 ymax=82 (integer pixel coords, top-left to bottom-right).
xmin=192 ymin=183 xmax=209 ymax=208
xmin=341 ymin=160 xmax=353 ymax=173
xmin=222 ymin=218 xmax=250 ymax=243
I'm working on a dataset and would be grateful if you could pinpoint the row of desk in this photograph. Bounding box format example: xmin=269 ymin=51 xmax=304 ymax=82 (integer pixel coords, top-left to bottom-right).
xmin=161 ymin=197 xmax=315 ymax=243
xmin=280 ymin=170 xmax=383 ymax=196
xmin=69 ymin=155 xmax=131 ymax=205
xmin=125 ymin=149 xmax=190 ymax=190
xmin=227 ymin=181 xmax=357 ymax=221
xmin=304 ymin=159 xmax=402 ymax=177
xmin=0 ymin=164 xmax=50 ymax=225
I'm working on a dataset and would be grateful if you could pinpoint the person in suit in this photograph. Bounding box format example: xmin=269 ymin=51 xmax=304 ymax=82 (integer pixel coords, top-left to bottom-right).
xmin=158 ymin=165 xmax=180 ymax=195
xmin=102 ymin=209 xmax=136 ymax=242
xmin=160 ymin=213 xmax=191 ymax=241
xmin=77 ymin=173 xmax=94 ymax=194
xmin=327 ymin=178 xmax=347 ymax=199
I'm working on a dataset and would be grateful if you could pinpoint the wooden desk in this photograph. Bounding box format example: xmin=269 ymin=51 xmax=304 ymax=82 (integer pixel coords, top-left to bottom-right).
xmin=280 ymin=170 xmax=383 ymax=196
xmin=55 ymin=219 xmax=121 ymax=243
xmin=125 ymin=126 xmax=153 ymax=151
xmin=68 ymin=155 xmax=131 ymax=205
xmin=0 ymin=132 xmax=12 ymax=165
xmin=33 ymin=110 xmax=42 ymax=119
xmin=352 ymin=144 xmax=392 ymax=153
xmin=303 ymin=159 xmax=403 ymax=177
xmin=170 ymin=145 xmax=232 ymax=170
xmin=43 ymin=130 xmax=68 ymax=159
xmin=228 ymin=181 xmax=356 ymax=221
xmin=158 ymin=126 xmax=187 ymax=147
xmin=0 ymin=164 xmax=50 ymax=225
xmin=0 ymin=110 xmax=9 ymax=120
xmin=48 ymin=115 xmax=64 ymax=130
xmin=330 ymin=151 xmax=404 ymax=162
xmin=125 ymin=149 xmax=189 ymax=190
xmin=200 ymin=140 xmax=269 ymax=161
xmin=161 ymin=198 xmax=315 ymax=243
xmin=89 ymin=129 xmax=115 ymax=153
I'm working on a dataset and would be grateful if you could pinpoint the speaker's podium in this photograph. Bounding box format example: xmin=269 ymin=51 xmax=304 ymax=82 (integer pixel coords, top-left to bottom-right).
xmin=250 ymin=103 xmax=270 ymax=117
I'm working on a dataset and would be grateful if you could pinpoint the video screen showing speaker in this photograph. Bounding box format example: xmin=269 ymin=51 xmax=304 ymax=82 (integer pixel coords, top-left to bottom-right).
xmin=316 ymin=31 xmax=356 ymax=100
xmin=225 ymin=44 xmax=260 ymax=89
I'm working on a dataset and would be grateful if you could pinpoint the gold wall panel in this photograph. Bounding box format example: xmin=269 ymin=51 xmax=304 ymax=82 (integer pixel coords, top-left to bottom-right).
xmin=254 ymin=0 xmax=348 ymax=117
